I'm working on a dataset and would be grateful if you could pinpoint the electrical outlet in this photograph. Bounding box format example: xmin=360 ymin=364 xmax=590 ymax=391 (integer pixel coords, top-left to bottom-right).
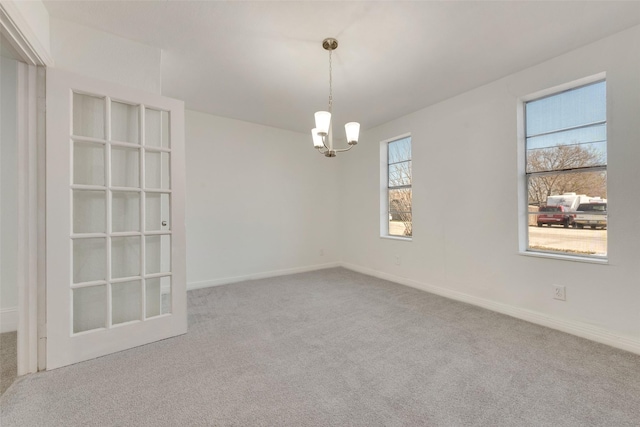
xmin=395 ymin=255 xmax=401 ymax=266
xmin=319 ymin=249 xmax=324 ymax=256
xmin=553 ymin=285 xmax=566 ymax=301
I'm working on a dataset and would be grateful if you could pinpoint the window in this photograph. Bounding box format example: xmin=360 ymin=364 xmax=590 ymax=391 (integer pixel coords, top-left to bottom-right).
xmin=525 ymin=80 xmax=607 ymax=258
xmin=386 ymin=136 xmax=412 ymax=237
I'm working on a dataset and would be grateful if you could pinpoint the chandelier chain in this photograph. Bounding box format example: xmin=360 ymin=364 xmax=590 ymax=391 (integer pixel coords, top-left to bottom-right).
xmin=328 ymin=48 xmax=333 ymax=114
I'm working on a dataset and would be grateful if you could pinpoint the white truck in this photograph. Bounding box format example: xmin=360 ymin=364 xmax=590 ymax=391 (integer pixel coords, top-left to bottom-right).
xmin=574 ymin=197 xmax=607 ymax=229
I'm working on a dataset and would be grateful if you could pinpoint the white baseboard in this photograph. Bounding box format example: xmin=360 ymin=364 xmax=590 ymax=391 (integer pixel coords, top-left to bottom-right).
xmin=341 ymin=262 xmax=640 ymax=356
xmin=187 ymin=262 xmax=341 ymax=290
xmin=1 ymin=307 xmax=18 ymax=333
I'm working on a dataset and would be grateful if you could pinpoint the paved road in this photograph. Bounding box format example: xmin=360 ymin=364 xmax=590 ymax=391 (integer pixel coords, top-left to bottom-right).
xmin=389 ymin=221 xmax=606 ymax=256
xmin=529 ymin=225 xmax=607 ymax=256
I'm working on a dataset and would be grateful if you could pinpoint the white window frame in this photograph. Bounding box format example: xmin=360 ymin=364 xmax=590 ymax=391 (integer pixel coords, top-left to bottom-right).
xmin=518 ymin=73 xmax=607 ymax=262
xmin=380 ymin=133 xmax=412 ymax=241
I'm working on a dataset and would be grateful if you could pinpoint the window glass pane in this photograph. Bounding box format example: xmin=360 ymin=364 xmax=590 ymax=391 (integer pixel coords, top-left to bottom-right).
xmin=389 ymin=188 xmax=412 ymax=237
xmin=74 ymin=141 xmax=105 ymax=185
xmin=73 ymin=93 xmax=105 ymax=139
xmin=525 ymin=81 xmax=606 ymax=136
xmin=111 ymin=101 xmax=139 ymax=144
xmin=73 ymin=190 xmax=106 ymax=234
xmin=145 ymin=235 xmax=171 ymax=274
xmin=145 ymin=152 xmax=170 ymax=189
xmin=389 ymin=213 xmax=412 ymax=238
xmin=527 ymin=171 xmax=607 ymax=256
xmin=388 ymin=161 xmax=411 ymax=187
xmin=145 ymin=278 xmax=161 ymax=318
xmin=111 ymin=236 xmax=141 ymax=279
xmin=145 ymin=108 xmax=170 ymax=148
xmin=145 ymin=193 xmax=170 ymax=231
xmin=73 ymin=285 xmax=106 ymax=333
xmin=112 ymin=191 xmax=140 ymax=232
xmin=73 ymin=238 xmax=106 ymax=283
xmin=526 ymin=123 xmax=606 ymax=152
xmin=146 ymin=276 xmax=171 ymax=317
xmin=527 ymin=171 xmax=607 ymax=208
xmin=388 ymin=137 xmax=411 ymax=164
xmin=526 ymin=125 xmax=606 ymax=173
xmin=528 ymin=211 xmax=607 ymax=256
xmin=112 ymin=280 xmax=141 ymax=325
xmin=111 ymin=147 xmax=140 ymax=188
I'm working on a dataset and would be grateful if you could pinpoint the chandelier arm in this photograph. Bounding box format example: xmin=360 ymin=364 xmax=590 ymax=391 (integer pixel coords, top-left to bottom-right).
xmin=316 ymin=137 xmax=329 ymax=154
xmin=322 ymin=135 xmax=330 ymax=151
xmin=333 ymin=144 xmax=354 ymax=153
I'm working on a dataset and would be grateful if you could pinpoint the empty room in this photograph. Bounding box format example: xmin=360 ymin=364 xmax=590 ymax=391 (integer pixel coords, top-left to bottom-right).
xmin=1 ymin=1 xmax=640 ymax=425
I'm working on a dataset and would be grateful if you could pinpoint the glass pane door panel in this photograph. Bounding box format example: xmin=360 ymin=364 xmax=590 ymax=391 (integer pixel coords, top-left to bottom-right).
xmin=145 ymin=278 xmax=161 ymax=318
xmin=112 ymin=280 xmax=142 ymax=325
xmin=73 ymin=190 xmax=106 ymax=233
xmin=146 ymin=235 xmax=171 ymax=274
xmin=111 ymin=147 xmax=140 ymax=188
xmin=73 ymin=285 xmax=106 ymax=333
xmin=145 ymin=152 xmax=170 ymax=189
xmin=146 ymin=277 xmax=171 ymax=317
xmin=111 ymin=236 xmax=141 ymax=279
xmin=111 ymin=101 xmax=139 ymax=144
xmin=145 ymin=193 xmax=170 ymax=231
xmin=73 ymin=238 xmax=106 ymax=283
xmin=73 ymin=93 xmax=105 ymax=139
xmin=145 ymin=108 xmax=170 ymax=148
xmin=112 ymin=191 xmax=140 ymax=232
xmin=74 ymin=141 xmax=105 ymax=185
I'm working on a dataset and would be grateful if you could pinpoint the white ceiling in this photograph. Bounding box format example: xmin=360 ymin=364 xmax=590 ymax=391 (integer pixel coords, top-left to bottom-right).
xmin=43 ymin=1 xmax=640 ymax=135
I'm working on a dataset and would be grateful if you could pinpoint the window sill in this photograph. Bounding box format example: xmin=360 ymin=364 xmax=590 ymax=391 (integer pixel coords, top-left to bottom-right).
xmin=381 ymin=235 xmax=412 ymax=242
xmin=519 ymin=250 xmax=608 ymax=265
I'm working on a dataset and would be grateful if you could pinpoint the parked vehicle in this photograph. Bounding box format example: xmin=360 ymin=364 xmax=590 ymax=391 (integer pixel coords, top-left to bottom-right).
xmin=575 ymin=203 xmax=607 ymax=229
xmin=546 ymin=193 xmax=591 ymax=212
xmin=537 ymin=205 xmax=574 ymax=228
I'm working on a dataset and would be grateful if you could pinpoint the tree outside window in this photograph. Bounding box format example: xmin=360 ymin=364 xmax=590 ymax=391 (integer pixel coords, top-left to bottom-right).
xmin=388 ymin=137 xmax=412 ymax=237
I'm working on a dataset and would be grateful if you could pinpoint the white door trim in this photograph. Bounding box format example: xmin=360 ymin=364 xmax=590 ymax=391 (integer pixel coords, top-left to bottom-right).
xmin=1 ymin=3 xmax=48 ymax=375
xmin=15 ymin=60 xmax=41 ymax=375
xmin=0 ymin=2 xmax=54 ymax=67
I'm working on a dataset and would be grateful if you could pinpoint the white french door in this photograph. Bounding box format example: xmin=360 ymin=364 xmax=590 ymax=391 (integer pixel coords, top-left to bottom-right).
xmin=46 ymin=69 xmax=186 ymax=370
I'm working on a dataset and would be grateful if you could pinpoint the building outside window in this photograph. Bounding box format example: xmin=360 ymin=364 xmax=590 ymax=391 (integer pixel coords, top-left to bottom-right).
xmin=387 ymin=136 xmax=412 ymax=238
xmin=525 ymin=80 xmax=607 ymax=258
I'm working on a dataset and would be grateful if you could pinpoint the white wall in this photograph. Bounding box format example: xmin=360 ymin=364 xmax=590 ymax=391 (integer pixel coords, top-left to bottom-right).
xmin=49 ymin=17 xmax=162 ymax=94
xmin=185 ymin=110 xmax=341 ymax=288
xmin=340 ymin=26 xmax=640 ymax=350
xmin=0 ymin=55 xmax=18 ymax=332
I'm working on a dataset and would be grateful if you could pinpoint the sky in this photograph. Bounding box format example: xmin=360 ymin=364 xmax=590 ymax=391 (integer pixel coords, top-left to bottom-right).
xmin=526 ymin=81 xmax=607 ymax=164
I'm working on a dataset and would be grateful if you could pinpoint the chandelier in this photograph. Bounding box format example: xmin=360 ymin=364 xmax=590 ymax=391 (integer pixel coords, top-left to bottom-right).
xmin=311 ymin=38 xmax=360 ymax=157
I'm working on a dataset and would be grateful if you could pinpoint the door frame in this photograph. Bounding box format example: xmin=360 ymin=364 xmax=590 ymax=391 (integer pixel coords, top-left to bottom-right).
xmin=1 ymin=2 xmax=52 ymax=374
